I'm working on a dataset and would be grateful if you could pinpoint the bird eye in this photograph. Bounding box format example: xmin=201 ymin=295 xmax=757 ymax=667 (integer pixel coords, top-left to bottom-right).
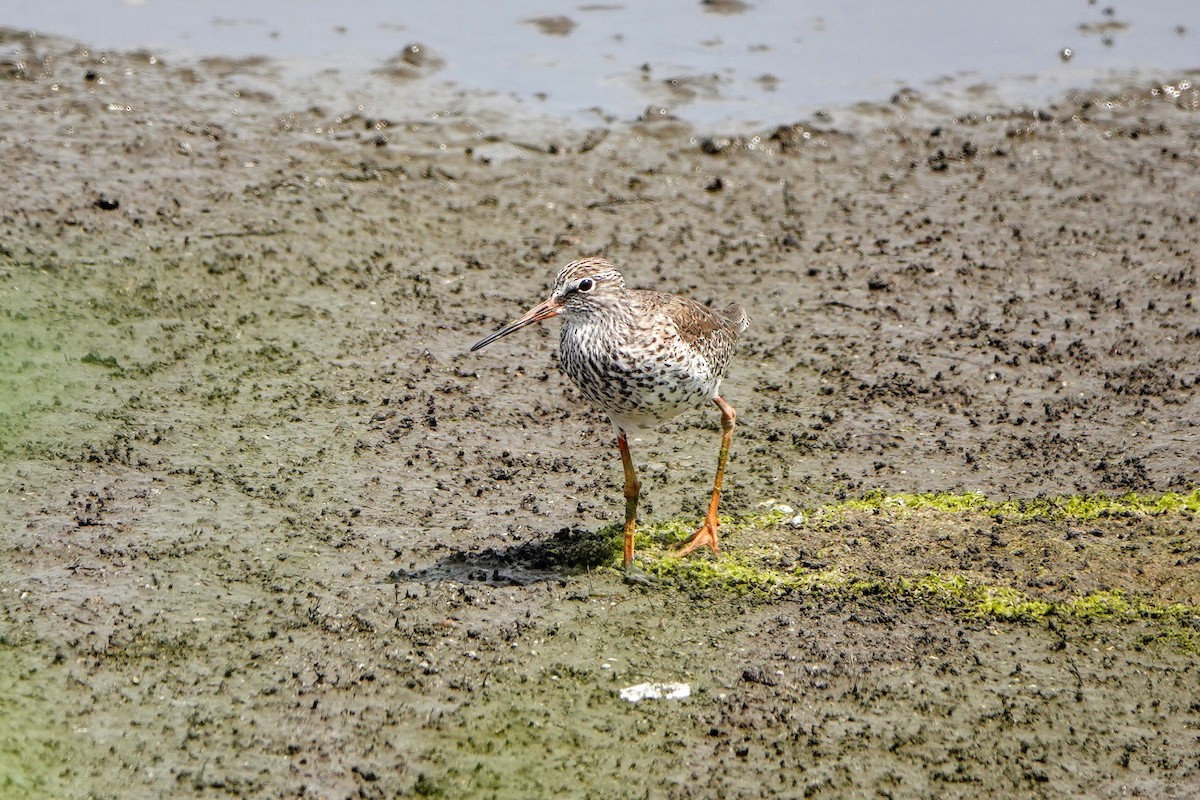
xmin=577 ymin=278 xmax=595 ymax=292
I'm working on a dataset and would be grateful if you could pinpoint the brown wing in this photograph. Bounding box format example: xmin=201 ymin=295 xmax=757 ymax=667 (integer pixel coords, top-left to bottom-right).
xmin=654 ymin=292 xmax=745 ymax=372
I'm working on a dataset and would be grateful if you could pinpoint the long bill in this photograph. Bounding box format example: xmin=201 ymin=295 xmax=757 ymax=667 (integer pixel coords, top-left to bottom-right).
xmin=469 ymin=297 xmax=562 ymax=351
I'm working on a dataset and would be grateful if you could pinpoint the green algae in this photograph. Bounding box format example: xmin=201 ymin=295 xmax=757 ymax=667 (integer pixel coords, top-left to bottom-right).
xmin=0 ymin=645 xmax=76 ymax=800
xmin=823 ymin=489 xmax=1200 ymax=525
xmin=613 ymin=490 xmax=1200 ymax=637
xmin=643 ymin=551 xmax=1198 ymax=633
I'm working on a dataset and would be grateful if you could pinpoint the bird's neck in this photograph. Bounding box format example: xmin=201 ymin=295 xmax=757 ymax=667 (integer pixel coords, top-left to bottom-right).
xmin=561 ymin=298 xmax=639 ymax=342
xmin=561 ymin=299 xmax=638 ymax=331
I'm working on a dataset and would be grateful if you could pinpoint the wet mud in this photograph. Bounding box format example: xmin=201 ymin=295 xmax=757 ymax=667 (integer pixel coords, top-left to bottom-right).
xmin=2 ymin=29 xmax=1199 ymax=799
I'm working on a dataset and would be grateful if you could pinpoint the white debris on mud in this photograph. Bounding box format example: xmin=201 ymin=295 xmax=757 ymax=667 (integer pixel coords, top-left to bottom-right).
xmin=619 ymin=682 xmax=693 ymax=702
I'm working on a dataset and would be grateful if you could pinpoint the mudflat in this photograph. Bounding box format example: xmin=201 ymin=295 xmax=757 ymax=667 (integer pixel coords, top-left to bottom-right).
xmin=2 ymin=30 xmax=1198 ymax=799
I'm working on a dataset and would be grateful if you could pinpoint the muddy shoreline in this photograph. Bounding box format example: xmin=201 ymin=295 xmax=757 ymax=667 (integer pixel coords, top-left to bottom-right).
xmin=2 ymin=30 xmax=1199 ymax=799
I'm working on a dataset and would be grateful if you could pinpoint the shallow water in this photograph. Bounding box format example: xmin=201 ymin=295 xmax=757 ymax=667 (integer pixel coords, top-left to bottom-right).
xmin=6 ymin=0 xmax=1200 ymax=127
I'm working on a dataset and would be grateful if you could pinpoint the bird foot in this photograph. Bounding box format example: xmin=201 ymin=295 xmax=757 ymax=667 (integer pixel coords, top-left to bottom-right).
xmin=674 ymin=518 xmax=720 ymax=558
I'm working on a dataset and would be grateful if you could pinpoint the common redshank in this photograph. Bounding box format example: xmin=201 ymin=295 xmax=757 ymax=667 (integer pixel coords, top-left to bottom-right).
xmin=470 ymin=257 xmax=749 ymax=569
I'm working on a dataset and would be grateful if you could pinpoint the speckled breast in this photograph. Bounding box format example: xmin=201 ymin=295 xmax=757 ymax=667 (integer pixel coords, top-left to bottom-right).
xmin=558 ymin=319 xmax=723 ymax=426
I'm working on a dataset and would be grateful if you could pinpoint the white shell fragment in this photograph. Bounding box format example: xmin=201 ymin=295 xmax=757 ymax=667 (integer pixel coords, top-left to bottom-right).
xmin=619 ymin=682 xmax=692 ymax=702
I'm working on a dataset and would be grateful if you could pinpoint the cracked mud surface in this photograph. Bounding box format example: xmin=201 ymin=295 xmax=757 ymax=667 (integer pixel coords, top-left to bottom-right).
xmin=2 ymin=30 xmax=1199 ymax=799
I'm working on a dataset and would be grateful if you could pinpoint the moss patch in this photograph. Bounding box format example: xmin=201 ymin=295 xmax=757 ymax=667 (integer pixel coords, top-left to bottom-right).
xmin=0 ymin=645 xmax=77 ymax=800
xmin=618 ymin=490 xmax=1200 ymax=641
xmin=825 ymin=489 xmax=1200 ymax=524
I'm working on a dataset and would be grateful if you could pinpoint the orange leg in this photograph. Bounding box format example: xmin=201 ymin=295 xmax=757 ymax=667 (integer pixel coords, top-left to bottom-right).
xmin=676 ymin=396 xmax=736 ymax=558
xmin=617 ymin=432 xmax=641 ymax=568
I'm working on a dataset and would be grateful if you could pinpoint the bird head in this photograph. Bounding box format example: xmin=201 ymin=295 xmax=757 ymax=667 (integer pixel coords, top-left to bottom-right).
xmin=470 ymin=258 xmax=626 ymax=351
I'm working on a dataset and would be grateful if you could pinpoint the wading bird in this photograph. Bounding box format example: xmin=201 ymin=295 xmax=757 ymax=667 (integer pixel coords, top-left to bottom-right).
xmin=471 ymin=257 xmax=748 ymax=572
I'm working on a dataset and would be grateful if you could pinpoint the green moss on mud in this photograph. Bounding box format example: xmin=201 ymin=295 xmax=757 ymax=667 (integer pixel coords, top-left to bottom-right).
xmin=824 ymin=489 xmax=1200 ymax=524
xmin=616 ymin=490 xmax=1200 ymax=640
xmin=0 ymin=646 xmax=75 ymax=799
xmin=640 ymin=551 xmax=1196 ymax=626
